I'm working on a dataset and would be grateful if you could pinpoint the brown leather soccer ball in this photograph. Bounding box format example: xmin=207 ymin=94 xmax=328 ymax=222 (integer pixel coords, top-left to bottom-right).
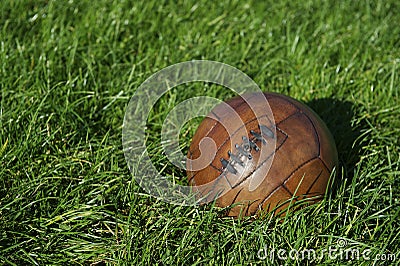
xmin=187 ymin=92 xmax=338 ymax=217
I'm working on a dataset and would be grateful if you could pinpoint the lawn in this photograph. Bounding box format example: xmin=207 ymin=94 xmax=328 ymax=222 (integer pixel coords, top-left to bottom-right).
xmin=0 ymin=0 xmax=399 ymax=265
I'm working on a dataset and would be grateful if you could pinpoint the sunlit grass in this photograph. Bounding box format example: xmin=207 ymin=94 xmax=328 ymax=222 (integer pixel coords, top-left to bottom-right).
xmin=0 ymin=0 xmax=399 ymax=264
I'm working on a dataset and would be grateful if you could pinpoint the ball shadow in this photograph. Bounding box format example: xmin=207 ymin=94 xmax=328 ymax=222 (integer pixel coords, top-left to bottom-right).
xmin=306 ymin=98 xmax=364 ymax=191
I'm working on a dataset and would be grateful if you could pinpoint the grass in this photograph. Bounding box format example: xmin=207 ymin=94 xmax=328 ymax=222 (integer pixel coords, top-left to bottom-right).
xmin=0 ymin=0 xmax=399 ymax=265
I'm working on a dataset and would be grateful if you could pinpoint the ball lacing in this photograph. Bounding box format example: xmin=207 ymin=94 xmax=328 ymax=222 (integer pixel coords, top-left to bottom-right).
xmin=220 ymin=124 xmax=274 ymax=175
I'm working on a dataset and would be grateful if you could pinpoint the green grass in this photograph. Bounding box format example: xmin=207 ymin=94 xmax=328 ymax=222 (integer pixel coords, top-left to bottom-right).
xmin=1 ymin=0 xmax=399 ymax=265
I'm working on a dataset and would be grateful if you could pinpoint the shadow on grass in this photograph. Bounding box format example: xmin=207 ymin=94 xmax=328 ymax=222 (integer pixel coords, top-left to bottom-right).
xmin=306 ymin=98 xmax=365 ymax=192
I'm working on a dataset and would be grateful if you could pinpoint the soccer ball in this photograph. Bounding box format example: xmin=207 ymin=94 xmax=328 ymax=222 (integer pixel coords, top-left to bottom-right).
xmin=187 ymin=92 xmax=338 ymax=217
